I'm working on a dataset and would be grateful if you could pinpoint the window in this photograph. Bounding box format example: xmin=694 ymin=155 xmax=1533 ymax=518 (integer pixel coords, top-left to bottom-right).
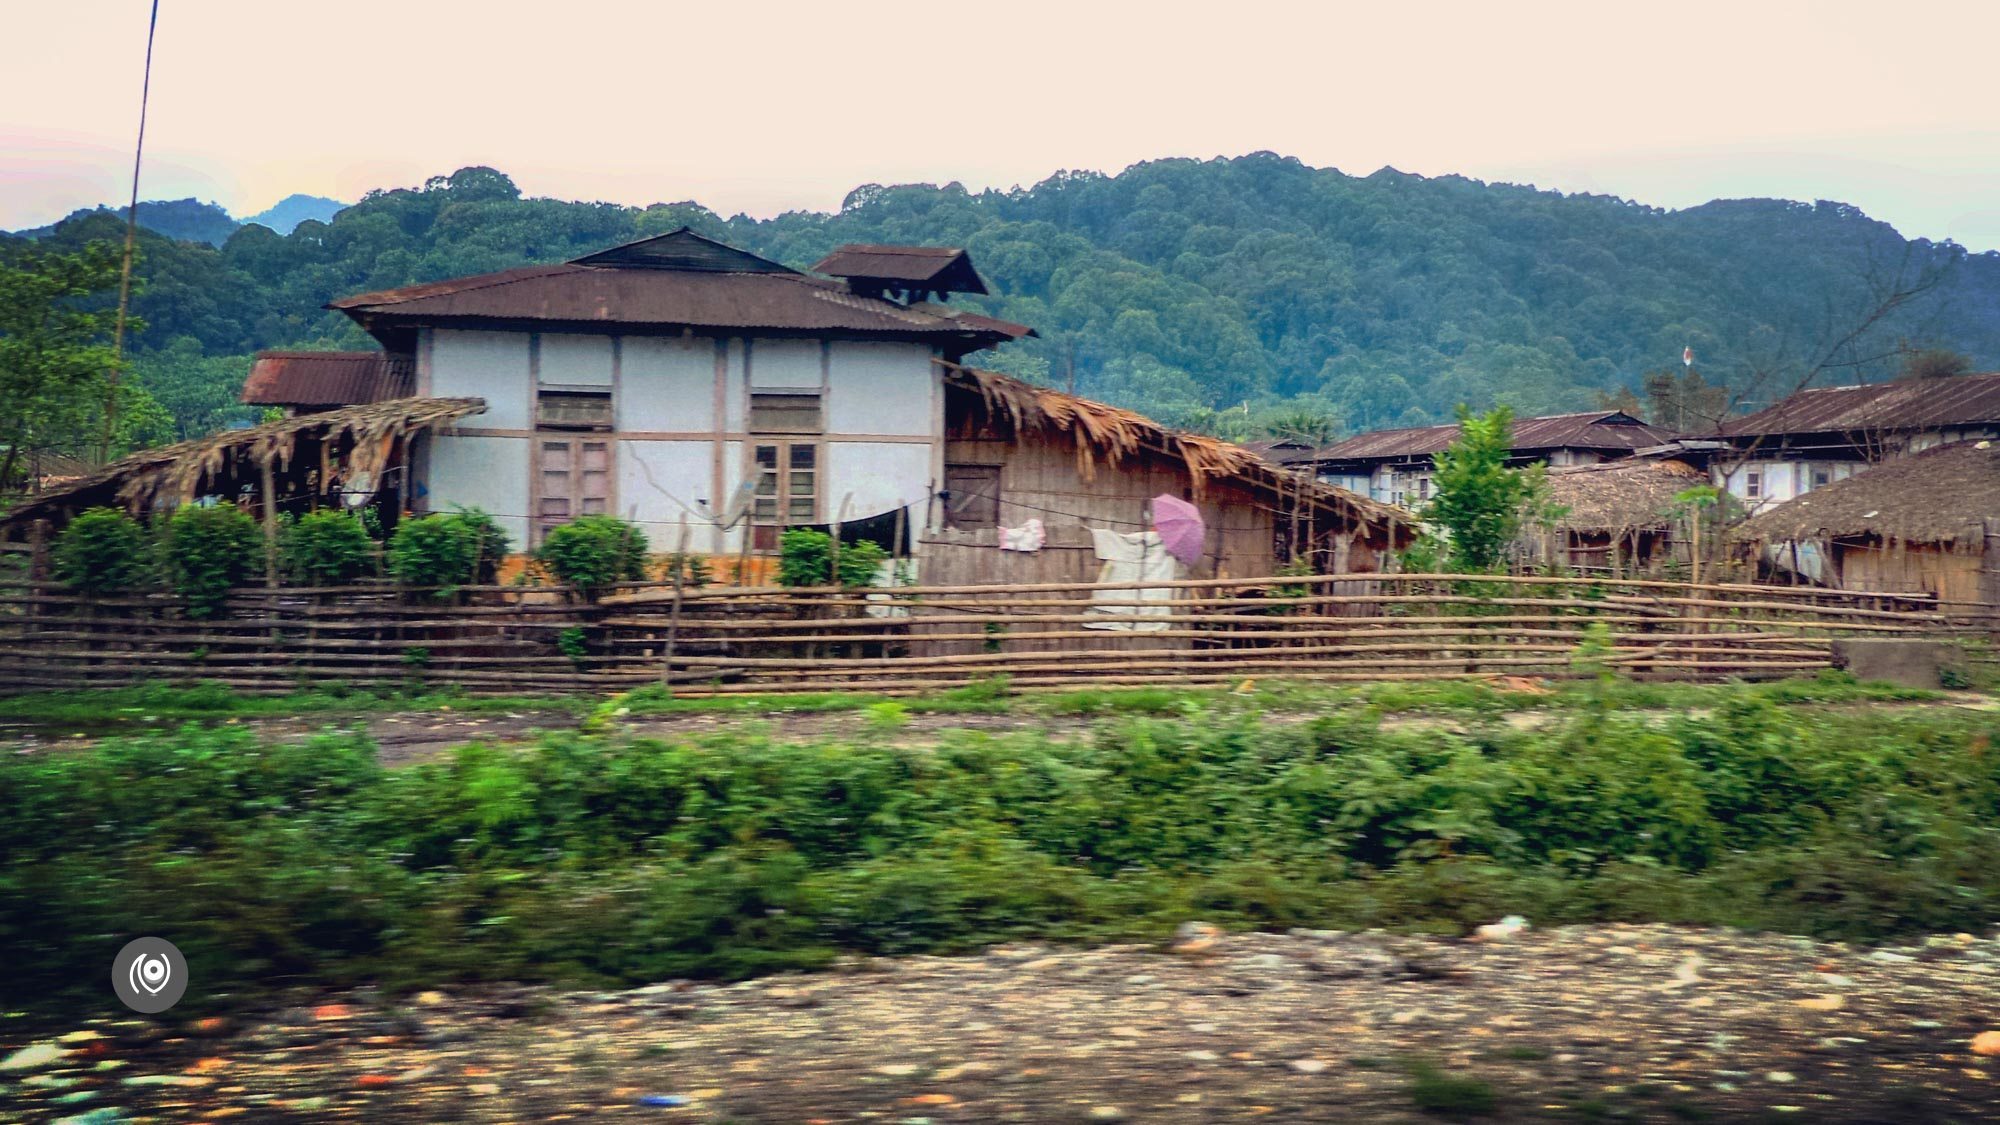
xmin=1810 ymin=467 xmax=1832 ymax=490
xmin=1743 ymin=469 xmax=1763 ymax=500
xmin=748 ymin=392 xmax=823 ymax=434
xmin=749 ymin=442 xmax=818 ymax=550
xmin=537 ymin=389 xmax=612 ymax=430
xmin=537 ymin=438 xmax=610 ymax=542
xmin=943 ymin=464 xmax=1001 ymax=529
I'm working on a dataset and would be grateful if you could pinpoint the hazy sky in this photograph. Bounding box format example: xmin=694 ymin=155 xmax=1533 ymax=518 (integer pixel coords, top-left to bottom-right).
xmin=6 ymin=0 xmax=1999 ymax=249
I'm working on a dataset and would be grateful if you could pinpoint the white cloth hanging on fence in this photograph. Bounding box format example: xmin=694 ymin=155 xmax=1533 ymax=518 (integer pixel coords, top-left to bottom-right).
xmin=999 ymin=518 xmax=1046 ymax=553
xmin=1083 ymin=528 xmax=1185 ymax=631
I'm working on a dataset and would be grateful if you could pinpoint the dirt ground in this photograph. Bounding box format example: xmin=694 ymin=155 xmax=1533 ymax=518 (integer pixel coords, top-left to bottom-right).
xmin=6 ymin=924 xmax=1998 ymax=1123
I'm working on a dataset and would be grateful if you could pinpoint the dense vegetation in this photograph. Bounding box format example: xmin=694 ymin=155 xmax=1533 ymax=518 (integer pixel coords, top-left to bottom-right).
xmin=6 ymin=679 xmax=1996 ymax=1014
xmin=11 ymin=157 xmax=2000 ymax=444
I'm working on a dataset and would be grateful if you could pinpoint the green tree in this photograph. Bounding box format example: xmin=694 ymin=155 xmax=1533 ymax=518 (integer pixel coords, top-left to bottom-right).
xmin=1896 ymin=346 xmax=1974 ymax=381
xmin=1425 ymin=406 xmax=1544 ymax=572
xmin=0 ymin=241 xmax=123 ymax=487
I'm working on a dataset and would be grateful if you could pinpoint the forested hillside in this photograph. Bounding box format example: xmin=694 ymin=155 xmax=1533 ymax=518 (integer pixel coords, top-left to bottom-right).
xmin=15 ymin=156 xmax=2000 ymax=441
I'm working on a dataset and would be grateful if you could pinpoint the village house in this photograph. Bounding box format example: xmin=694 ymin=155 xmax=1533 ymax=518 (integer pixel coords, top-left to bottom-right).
xmin=1710 ymin=371 xmax=2000 ymax=512
xmin=4 ymin=230 xmax=1408 ymax=585
xmin=1524 ymin=456 xmax=1708 ymax=576
xmin=1736 ymin=440 xmax=2000 ymax=601
xmin=1303 ymin=410 xmax=1674 ymax=508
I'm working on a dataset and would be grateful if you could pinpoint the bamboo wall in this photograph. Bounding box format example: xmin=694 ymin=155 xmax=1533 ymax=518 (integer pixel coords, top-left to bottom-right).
xmin=0 ymin=574 xmax=1970 ymax=698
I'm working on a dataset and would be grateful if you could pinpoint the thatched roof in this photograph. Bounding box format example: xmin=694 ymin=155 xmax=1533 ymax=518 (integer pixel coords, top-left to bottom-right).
xmin=1737 ymin=441 xmax=2000 ymax=544
xmin=1544 ymin=457 xmax=1705 ymax=532
xmin=1 ymin=397 xmax=486 ymax=529
xmin=938 ymin=362 xmax=1410 ymax=541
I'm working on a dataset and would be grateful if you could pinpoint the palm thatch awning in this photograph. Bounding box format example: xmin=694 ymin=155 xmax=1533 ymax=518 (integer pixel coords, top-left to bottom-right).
xmin=2 ymin=397 xmax=486 ymax=530
xmin=1544 ymin=457 xmax=1705 ymax=533
xmin=938 ymin=362 xmax=1410 ymax=542
xmin=1738 ymin=441 xmax=2000 ymax=545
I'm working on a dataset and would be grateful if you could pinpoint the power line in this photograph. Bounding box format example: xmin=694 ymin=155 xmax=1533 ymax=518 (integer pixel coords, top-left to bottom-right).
xmin=99 ymin=0 xmax=162 ymax=464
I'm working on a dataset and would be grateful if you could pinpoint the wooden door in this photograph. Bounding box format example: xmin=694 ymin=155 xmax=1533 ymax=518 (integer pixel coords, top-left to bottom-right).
xmin=537 ymin=437 xmax=611 ymax=542
xmin=749 ymin=440 xmax=818 ymax=551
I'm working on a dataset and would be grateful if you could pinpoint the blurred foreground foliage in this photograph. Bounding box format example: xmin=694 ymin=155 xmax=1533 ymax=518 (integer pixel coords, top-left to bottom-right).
xmin=4 ymin=681 xmax=1998 ymax=1014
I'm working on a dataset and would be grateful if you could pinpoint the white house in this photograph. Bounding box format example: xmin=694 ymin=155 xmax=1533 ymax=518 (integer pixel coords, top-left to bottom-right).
xmin=250 ymin=230 xmax=1033 ymax=555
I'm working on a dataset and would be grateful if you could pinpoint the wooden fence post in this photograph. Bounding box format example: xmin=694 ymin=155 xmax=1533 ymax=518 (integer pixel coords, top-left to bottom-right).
xmin=1980 ymin=518 xmax=2000 ymax=638
xmin=260 ymin=459 xmax=280 ymax=590
xmin=660 ymin=515 xmax=692 ymax=695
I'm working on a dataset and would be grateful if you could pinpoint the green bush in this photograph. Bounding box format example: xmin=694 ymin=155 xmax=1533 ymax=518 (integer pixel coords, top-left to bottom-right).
xmin=778 ymin=529 xmax=889 ymax=587
xmin=387 ymin=509 xmax=510 ymax=589
xmin=537 ymin=515 xmax=649 ymax=597
xmin=8 ymin=693 xmax=2000 ymax=1017
xmin=51 ymin=508 xmax=150 ymax=596
xmin=157 ymin=503 xmax=261 ymax=617
xmin=453 ymin=507 xmax=512 ymax=584
xmin=279 ymin=510 xmax=376 ymax=586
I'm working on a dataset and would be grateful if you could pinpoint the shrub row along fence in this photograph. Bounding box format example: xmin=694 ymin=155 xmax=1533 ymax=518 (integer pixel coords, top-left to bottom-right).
xmin=0 ymin=572 xmax=1980 ymax=697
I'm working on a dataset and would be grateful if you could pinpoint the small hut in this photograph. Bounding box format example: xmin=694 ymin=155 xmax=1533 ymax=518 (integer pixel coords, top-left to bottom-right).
xmin=0 ymin=397 xmax=488 ymax=545
xmin=1736 ymin=440 xmax=2000 ymax=600
xmin=1532 ymin=458 xmax=1706 ymax=575
xmin=928 ymin=363 xmax=1412 ymax=585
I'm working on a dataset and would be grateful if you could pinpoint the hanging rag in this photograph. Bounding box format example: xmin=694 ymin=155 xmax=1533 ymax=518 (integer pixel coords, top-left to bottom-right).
xmin=1083 ymin=528 xmax=1185 ymax=631
xmin=999 ymin=517 xmax=1046 ymax=552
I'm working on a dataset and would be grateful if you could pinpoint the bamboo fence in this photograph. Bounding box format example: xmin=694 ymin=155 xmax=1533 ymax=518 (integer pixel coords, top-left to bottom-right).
xmin=0 ymin=572 xmax=1977 ymax=697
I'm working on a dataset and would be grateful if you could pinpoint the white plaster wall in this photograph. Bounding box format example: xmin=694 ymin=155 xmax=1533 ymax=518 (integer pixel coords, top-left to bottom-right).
xmin=538 ymin=333 xmax=614 ymax=387
xmin=748 ymin=339 xmax=822 ymax=389
xmin=827 ymin=341 xmax=935 ymax=436
xmin=824 ymin=441 xmax=932 ymax=522
xmin=426 ymin=434 xmax=530 ymax=546
xmin=431 ymin=330 xmax=531 ymax=428
xmin=716 ymin=440 xmax=746 ymax=553
xmin=621 ymin=336 xmax=715 ymax=430
xmin=1716 ymin=460 xmax=1799 ymax=513
xmin=723 ymin=340 xmax=747 ymax=432
xmin=620 ymin=440 xmax=714 ymax=537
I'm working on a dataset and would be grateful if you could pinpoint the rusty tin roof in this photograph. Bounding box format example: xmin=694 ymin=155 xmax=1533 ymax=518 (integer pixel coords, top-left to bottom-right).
xmin=1316 ymin=411 xmax=1672 ymax=463
xmin=241 ymin=351 xmax=412 ymax=407
xmin=1720 ymin=372 xmax=2000 ymax=438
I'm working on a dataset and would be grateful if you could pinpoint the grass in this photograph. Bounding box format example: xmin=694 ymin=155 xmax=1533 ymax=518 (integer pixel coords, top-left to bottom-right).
xmin=0 ymin=680 xmax=585 ymax=729
xmin=1406 ymin=1060 xmax=1499 ymax=1116
xmin=0 ymin=668 xmax=1960 ymax=741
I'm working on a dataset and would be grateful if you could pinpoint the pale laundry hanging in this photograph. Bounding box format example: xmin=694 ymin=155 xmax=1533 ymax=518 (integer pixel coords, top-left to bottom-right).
xmin=1083 ymin=528 xmax=1185 ymax=631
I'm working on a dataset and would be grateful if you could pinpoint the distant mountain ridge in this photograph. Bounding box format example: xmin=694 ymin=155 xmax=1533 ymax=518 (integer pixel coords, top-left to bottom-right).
xmin=10 ymin=193 xmax=346 ymax=246
xmin=12 ymin=157 xmax=2000 ymax=441
xmin=241 ymin=194 xmax=346 ymax=235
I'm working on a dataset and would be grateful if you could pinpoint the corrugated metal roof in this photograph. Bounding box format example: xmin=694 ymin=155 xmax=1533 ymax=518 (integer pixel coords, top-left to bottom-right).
xmin=571 ymin=229 xmax=799 ymax=274
xmin=811 ymin=245 xmax=989 ymax=295
xmin=1720 ymin=372 xmax=2000 ymax=437
xmin=1316 ymin=411 xmax=1672 ymax=462
xmin=332 ymin=264 xmax=1029 ymax=341
xmin=241 ymin=351 xmax=411 ymax=407
xmin=1739 ymin=440 xmax=2000 ymax=544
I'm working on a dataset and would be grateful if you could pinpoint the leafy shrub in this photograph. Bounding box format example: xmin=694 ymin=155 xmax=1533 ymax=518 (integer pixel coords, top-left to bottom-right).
xmin=557 ymin=626 xmax=589 ymax=667
xmin=537 ymin=515 xmax=649 ymax=597
xmin=387 ymin=509 xmax=510 ymax=590
xmin=158 ymin=503 xmax=260 ymax=617
xmin=778 ymin=529 xmax=889 ymax=587
xmin=51 ymin=508 xmax=150 ymax=596
xmin=661 ymin=552 xmax=714 ymax=587
xmin=452 ymin=507 xmax=512 ymax=584
xmin=279 ymin=510 xmax=376 ymax=586
xmin=8 ymin=693 xmax=2000 ymax=1017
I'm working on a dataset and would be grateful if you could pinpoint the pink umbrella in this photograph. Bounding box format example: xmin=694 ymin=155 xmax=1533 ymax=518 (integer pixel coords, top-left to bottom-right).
xmin=1150 ymin=494 xmax=1206 ymax=567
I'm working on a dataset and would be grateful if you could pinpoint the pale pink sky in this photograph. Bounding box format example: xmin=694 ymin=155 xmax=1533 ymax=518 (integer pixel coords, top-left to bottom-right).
xmin=6 ymin=0 xmax=2000 ymax=249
